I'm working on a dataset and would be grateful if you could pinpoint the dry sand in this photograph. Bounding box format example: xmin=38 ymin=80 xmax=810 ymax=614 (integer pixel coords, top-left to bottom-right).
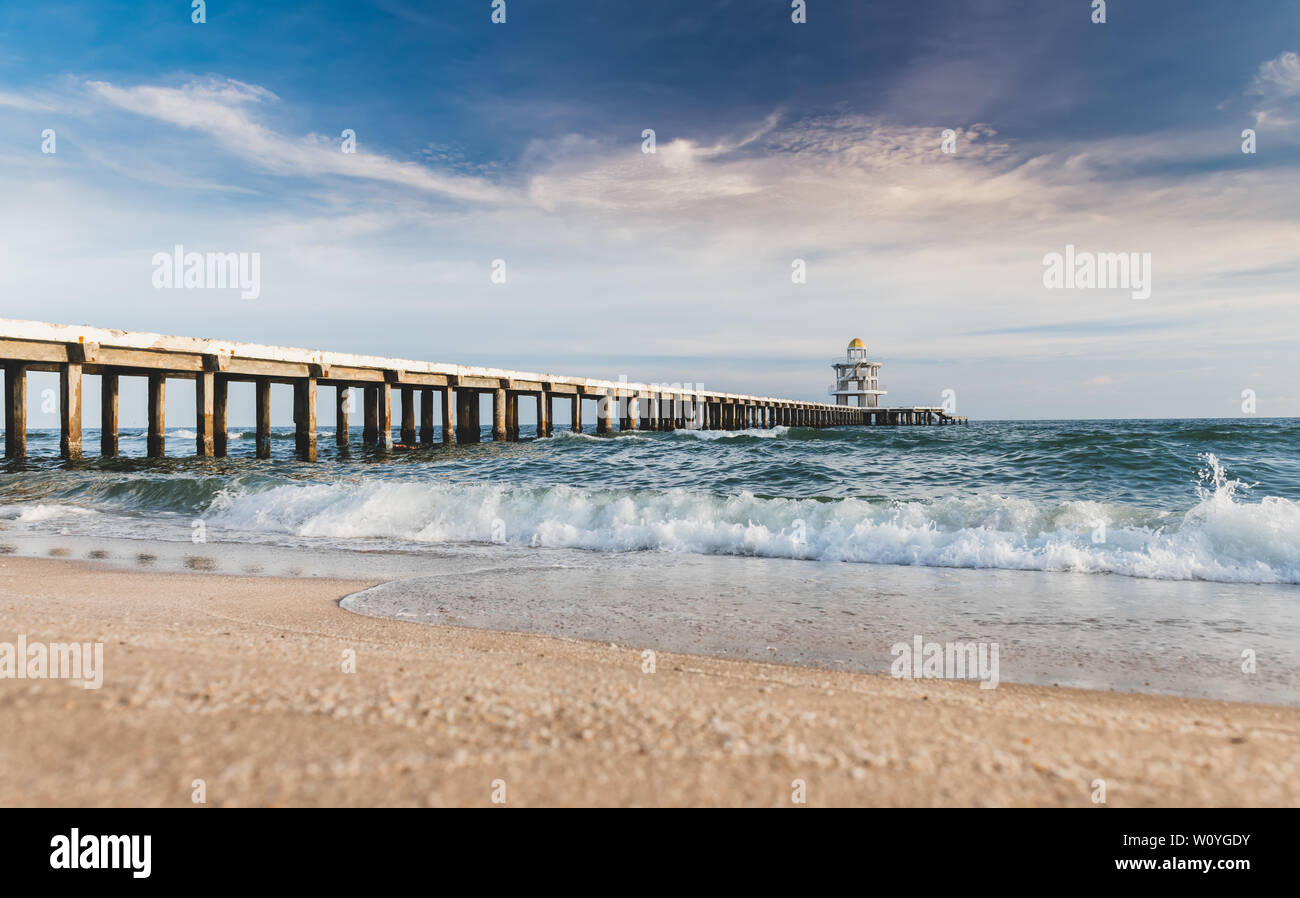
xmin=0 ymin=556 xmax=1296 ymax=807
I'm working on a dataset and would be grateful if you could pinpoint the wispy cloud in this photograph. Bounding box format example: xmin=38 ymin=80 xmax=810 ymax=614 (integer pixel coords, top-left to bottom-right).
xmin=87 ymin=78 xmax=514 ymax=205
xmin=1249 ymin=51 xmax=1300 ymax=127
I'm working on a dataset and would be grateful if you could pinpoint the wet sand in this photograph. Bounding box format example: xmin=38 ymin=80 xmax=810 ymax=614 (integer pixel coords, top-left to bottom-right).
xmin=0 ymin=556 xmax=1296 ymax=807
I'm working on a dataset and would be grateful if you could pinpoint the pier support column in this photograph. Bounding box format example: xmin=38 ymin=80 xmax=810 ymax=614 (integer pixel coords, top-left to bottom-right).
xmin=214 ymin=376 xmax=228 ymax=457
xmin=598 ymin=393 xmax=615 ymax=434
xmin=505 ymin=392 xmax=519 ymax=441
xmin=420 ymin=388 xmax=434 ymax=444
xmin=570 ymin=394 xmax=581 ymax=433
xmin=147 ymin=374 xmax=166 ymax=458
xmin=363 ymin=386 xmax=378 ymax=445
xmin=101 ymin=372 xmax=119 ymax=457
xmin=255 ymin=378 xmax=272 ymax=459
xmin=457 ymin=389 xmax=480 ymax=443
xmin=336 ymin=386 xmax=350 ymax=448
xmin=538 ymin=391 xmax=550 ymax=438
xmin=492 ymin=388 xmax=507 ymax=441
xmin=4 ymin=365 xmax=24 ymax=458
xmin=294 ymin=376 xmax=317 ymax=461
xmin=59 ymin=362 xmax=82 ymax=459
xmin=625 ymin=393 xmax=639 ymax=431
xmin=440 ymin=387 xmax=455 ymax=443
xmin=376 ymin=382 xmax=393 ymax=450
xmin=400 ymin=386 xmax=417 ymax=445
xmin=195 ymin=370 xmax=215 ymax=457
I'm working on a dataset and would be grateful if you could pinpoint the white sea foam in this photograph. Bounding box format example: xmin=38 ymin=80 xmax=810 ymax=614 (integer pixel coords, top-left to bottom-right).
xmin=672 ymin=426 xmax=788 ymax=440
xmin=200 ymin=454 xmax=1300 ymax=584
xmin=0 ymin=504 xmax=100 ymax=522
xmin=544 ymin=427 xmax=788 ymax=441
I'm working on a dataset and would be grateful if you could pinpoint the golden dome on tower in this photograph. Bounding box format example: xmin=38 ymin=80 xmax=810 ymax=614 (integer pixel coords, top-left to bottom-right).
xmin=847 ymin=338 xmax=865 ymax=349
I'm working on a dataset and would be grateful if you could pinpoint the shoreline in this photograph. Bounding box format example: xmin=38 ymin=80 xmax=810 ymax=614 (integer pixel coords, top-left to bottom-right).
xmin=1 ymin=556 xmax=1297 ymax=806
xmin=4 ymin=530 xmax=1297 ymax=706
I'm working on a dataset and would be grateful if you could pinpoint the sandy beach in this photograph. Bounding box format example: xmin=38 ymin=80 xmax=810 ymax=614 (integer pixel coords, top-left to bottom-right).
xmin=0 ymin=555 xmax=1296 ymax=807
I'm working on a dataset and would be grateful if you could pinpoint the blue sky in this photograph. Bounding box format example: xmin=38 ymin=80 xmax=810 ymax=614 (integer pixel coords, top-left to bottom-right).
xmin=1 ymin=0 xmax=1299 ymax=423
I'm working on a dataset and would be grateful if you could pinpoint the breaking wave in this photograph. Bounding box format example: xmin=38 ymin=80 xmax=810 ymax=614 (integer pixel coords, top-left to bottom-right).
xmin=199 ymin=454 xmax=1300 ymax=584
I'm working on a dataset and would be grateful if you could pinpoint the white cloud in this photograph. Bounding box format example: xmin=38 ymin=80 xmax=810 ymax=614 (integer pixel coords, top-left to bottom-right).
xmin=87 ymin=78 xmax=513 ymax=205
xmin=1249 ymin=50 xmax=1300 ymax=126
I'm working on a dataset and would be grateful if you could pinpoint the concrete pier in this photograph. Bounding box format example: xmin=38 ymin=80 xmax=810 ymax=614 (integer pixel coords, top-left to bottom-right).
xmin=400 ymin=386 xmax=416 ymax=445
xmin=294 ymin=376 xmax=317 ymax=461
xmin=100 ymin=371 xmax=119 ymax=457
xmin=255 ymin=378 xmax=272 ymax=459
xmin=147 ymin=374 xmax=165 ymax=458
xmin=457 ymin=387 xmax=480 ymax=443
xmin=214 ymin=376 xmax=228 ymax=457
xmin=376 ymin=382 xmax=393 ymax=450
xmin=196 ymin=371 xmax=215 ymax=457
xmin=0 ymin=319 xmax=966 ymax=461
xmin=420 ymin=388 xmax=434 ymax=445
xmin=59 ymin=361 xmax=81 ymax=459
xmin=336 ymin=385 xmax=349 ymax=449
xmin=440 ymin=386 xmax=454 ymax=443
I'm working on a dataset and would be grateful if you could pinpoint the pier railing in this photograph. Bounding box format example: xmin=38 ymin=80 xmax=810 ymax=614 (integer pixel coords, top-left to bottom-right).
xmin=0 ymin=319 xmax=965 ymax=460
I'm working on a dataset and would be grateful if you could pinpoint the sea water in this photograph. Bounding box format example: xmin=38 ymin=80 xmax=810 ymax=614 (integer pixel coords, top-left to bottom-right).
xmin=2 ymin=419 xmax=1297 ymax=702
